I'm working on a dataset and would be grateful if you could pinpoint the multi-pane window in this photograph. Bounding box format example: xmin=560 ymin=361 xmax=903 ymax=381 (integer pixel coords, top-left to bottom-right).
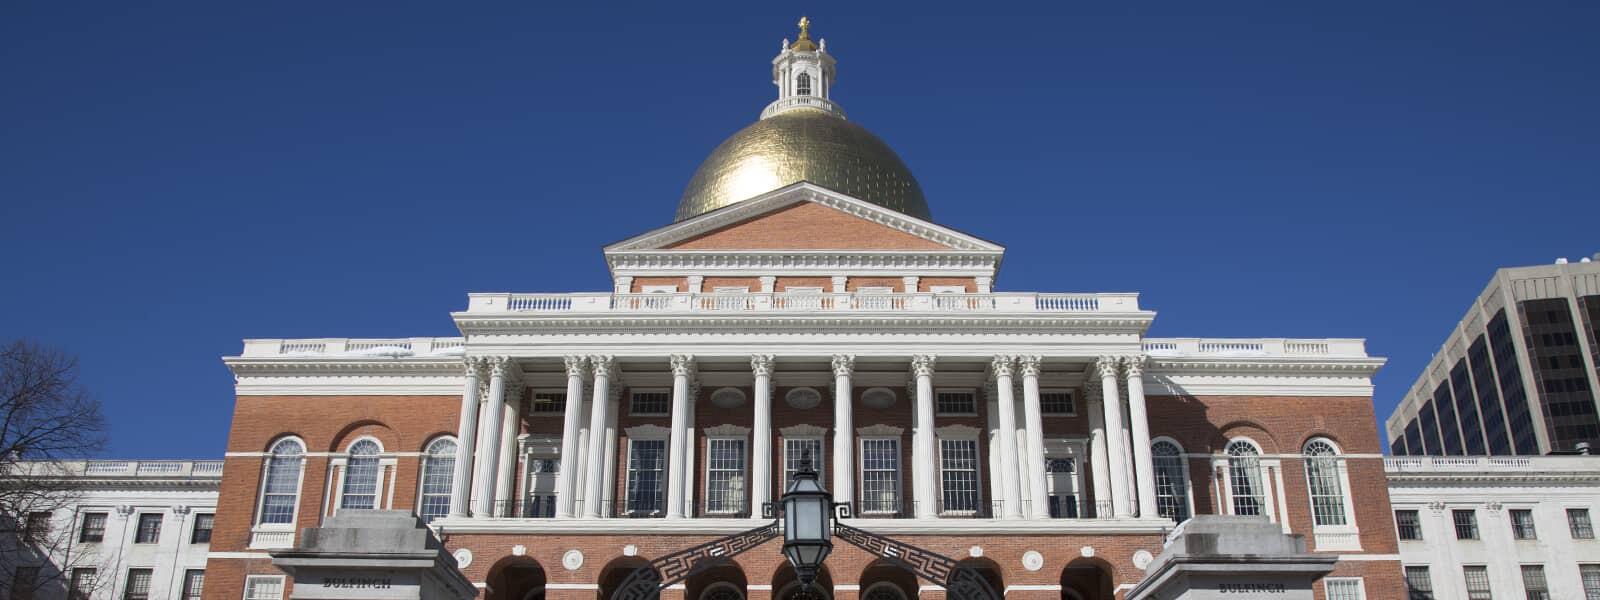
xmin=1044 ymin=458 xmax=1079 ymax=518
xmin=418 ymin=438 xmax=457 ymax=523
xmin=190 ymin=513 xmax=214 ymax=544
xmin=938 ymin=439 xmax=980 ymax=514
xmin=181 ymin=570 xmax=205 ymax=600
xmin=1571 ymin=508 xmax=1595 ymax=539
xmin=796 ymin=72 xmax=812 ymax=96
xmin=1395 ymin=510 xmax=1423 ymax=540
xmin=339 ymin=439 xmax=382 ymax=510
xmin=259 ymin=438 xmax=305 ymax=525
xmin=68 ymin=568 xmax=95 ymax=600
xmin=705 ymin=438 xmax=747 ymax=514
xmin=1511 ymin=509 xmax=1537 ymax=539
xmin=1039 ymin=391 xmax=1074 ymax=415
xmin=860 ymin=438 xmax=901 ymax=514
xmin=1152 ymin=441 xmax=1190 ymax=522
xmin=626 ymin=439 xmax=667 ymax=515
xmin=134 ymin=513 xmax=162 ymax=544
xmin=530 ymin=391 xmax=565 ymax=414
xmin=631 ymin=391 xmax=670 ymax=415
xmin=243 ymin=575 xmax=285 ymax=600
xmin=1520 ymin=565 xmax=1549 ymax=600
xmin=1454 ymin=509 xmax=1480 ymax=540
xmin=1303 ymin=440 xmax=1348 ymax=526
xmin=79 ymin=512 xmax=107 ymax=542
xmin=12 ymin=566 xmax=38 ymax=600
xmin=1404 ymin=566 xmax=1433 ymax=600
xmin=1324 ymin=578 xmax=1364 ymax=600
xmin=23 ymin=512 xmax=51 ymax=545
xmin=1225 ymin=440 xmax=1265 ymax=516
xmin=935 ymin=391 xmax=976 ymax=415
xmin=1463 ymin=565 xmax=1492 ymax=600
xmin=785 ymin=438 xmax=824 ymax=485
xmin=123 ymin=568 xmax=153 ymax=600
xmin=1581 ymin=564 xmax=1600 ymax=600
xmin=524 ymin=458 xmax=559 ymax=518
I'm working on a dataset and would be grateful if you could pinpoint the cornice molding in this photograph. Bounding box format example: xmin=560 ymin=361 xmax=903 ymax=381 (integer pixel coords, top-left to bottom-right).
xmin=1146 ymin=357 xmax=1386 ymax=376
xmin=224 ymin=358 xmax=465 ymax=377
xmin=453 ymin=313 xmax=1156 ymax=336
xmin=779 ymin=424 xmax=828 ymax=437
xmin=606 ymin=250 xmax=1002 ymax=277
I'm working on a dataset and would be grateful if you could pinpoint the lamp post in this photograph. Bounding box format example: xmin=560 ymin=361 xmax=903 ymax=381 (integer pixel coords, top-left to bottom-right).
xmin=780 ymin=459 xmax=833 ymax=589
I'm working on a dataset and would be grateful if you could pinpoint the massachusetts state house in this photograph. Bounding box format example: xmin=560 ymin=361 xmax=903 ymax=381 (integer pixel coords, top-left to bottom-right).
xmin=206 ymin=19 xmax=1400 ymax=600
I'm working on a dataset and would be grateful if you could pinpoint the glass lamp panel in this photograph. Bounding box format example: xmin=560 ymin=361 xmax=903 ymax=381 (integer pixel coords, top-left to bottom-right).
xmin=795 ymin=497 xmax=824 ymax=539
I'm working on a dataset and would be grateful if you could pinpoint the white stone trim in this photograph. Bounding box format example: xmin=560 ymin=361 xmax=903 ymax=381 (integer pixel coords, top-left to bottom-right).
xmin=425 ymin=515 xmax=1175 ymax=535
xmin=625 ymin=424 xmax=671 ymax=440
xmin=207 ymin=551 xmax=273 ymax=560
xmin=779 ymin=424 xmax=828 ymax=437
xmin=703 ymin=424 xmax=752 ymax=437
xmin=857 ymin=424 xmax=905 ymax=437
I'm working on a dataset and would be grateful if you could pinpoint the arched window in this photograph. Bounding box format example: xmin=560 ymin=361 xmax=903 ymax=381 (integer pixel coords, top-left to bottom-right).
xmin=339 ymin=439 xmax=382 ymax=510
xmin=259 ymin=438 xmax=305 ymax=525
xmin=1303 ymin=439 xmax=1348 ymax=527
xmin=796 ymin=72 xmax=812 ymax=96
xmin=1225 ymin=439 xmax=1265 ymax=516
xmin=701 ymin=582 xmax=745 ymax=600
xmin=1151 ymin=440 xmax=1190 ymax=522
xmin=418 ymin=437 xmax=457 ymax=522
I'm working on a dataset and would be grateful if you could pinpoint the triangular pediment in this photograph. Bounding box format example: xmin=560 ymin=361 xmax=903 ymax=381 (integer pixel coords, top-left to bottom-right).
xmin=605 ymin=183 xmax=1004 ymax=253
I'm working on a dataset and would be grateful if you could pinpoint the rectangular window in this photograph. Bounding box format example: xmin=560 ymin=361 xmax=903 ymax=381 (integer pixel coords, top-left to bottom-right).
xmin=938 ymin=438 xmax=980 ymax=514
xmin=11 ymin=566 xmax=38 ymax=600
xmin=182 ymin=570 xmax=205 ymax=600
xmin=860 ymin=438 xmax=901 ymax=514
xmin=79 ymin=513 xmax=107 ymax=543
xmin=625 ymin=439 xmax=667 ymax=516
xmin=1324 ymin=578 xmax=1365 ymax=600
xmin=530 ymin=391 xmax=565 ymax=414
xmin=243 ymin=575 xmax=285 ymax=600
xmin=1582 ymin=564 xmax=1600 ymax=600
xmin=23 ymin=512 xmax=50 ymax=545
xmin=1395 ymin=510 xmax=1423 ymax=540
xmin=935 ymin=390 xmax=976 ymax=415
xmin=1039 ymin=391 xmax=1075 ymax=415
xmin=68 ymin=568 xmax=95 ymax=600
xmin=1571 ymin=508 xmax=1595 ymax=539
xmin=134 ymin=513 xmax=162 ymax=544
xmin=123 ymin=568 xmax=153 ymax=600
xmin=1404 ymin=566 xmax=1433 ymax=600
xmin=190 ymin=513 xmax=214 ymax=543
xmin=1511 ymin=509 xmax=1537 ymax=539
xmin=1454 ymin=509 xmax=1479 ymax=540
xmin=1463 ymin=565 xmax=1492 ymax=600
xmin=705 ymin=438 xmax=747 ymax=514
xmin=784 ymin=438 xmax=824 ymax=491
xmin=1521 ymin=565 xmax=1549 ymax=600
xmin=630 ymin=391 xmax=670 ymax=416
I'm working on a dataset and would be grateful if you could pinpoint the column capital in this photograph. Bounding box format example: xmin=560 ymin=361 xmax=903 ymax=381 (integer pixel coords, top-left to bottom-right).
xmin=750 ymin=354 xmax=775 ymax=377
xmin=464 ymin=356 xmax=488 ymax=377
xmin=670 ymin=354 xmax=697 ymax=377
xmin=562 ymin=355 xmax=589 ymax=378
xmin=1122 ymin=355 xmax=1147 ymax=377
xmin=589 ymin=355 xmax=616 ymax=379
xmin=990 ymin=355 xmax=1016 ymax=379
xmin=1095 ymin=355 xmax=1122 ymax=379
xmin=910 ymin=355 xmax=937 ymax=378
xmin=1018 ymin=355 xmax=1043 ymax=378
xmin=486 ymin=356 xmax=513 ymax=378
xmin=831 ymin=354 xmax=855 ymax=377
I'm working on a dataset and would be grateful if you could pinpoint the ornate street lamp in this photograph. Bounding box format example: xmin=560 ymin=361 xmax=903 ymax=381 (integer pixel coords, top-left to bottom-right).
xmin=780 ymin=459 xmax=832 ymax=589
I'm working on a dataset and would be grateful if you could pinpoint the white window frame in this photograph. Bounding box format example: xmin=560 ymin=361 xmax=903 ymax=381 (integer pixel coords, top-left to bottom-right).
xmin=1042 ymin=439 xmax=1087 ymax=518
xmin=934 ymin=388 xmax=979 ymax=417
xmin=1039 ymin=388 xmax=1077 ymax=417
xmin=250 ymin=436 xmax=306 ymax=548
xmin=702 ymin=426 xmax=750 ymax=515
xmin=416 ymin=436 xmax=458 ymax=523
xmin=1216 ymin=437 xmax=1276 ymax=522
xmin=781 ymin=425 xmax=827 ymax=499
xmin=858 ymin=435 xmax=902 ymax=516
xmin=1322 ymin=577 xmax=1366 ymax=600
xmin=623 ymin=425 xmax=670 ymax=517
xmin=330 ymin=436 xmax=394 ymax=514
xmin=629 ymin=388 xmax=671 ymax=417
xmin=1302 ymin=437 xmax=1360 ymax=550
xmin=1150 ymin=436 xmax=1194 ymax=523
xmin=520 ymin=438 xmax=561 ymax=519
xmin=527 ymin=388 xmax=567 ymax=417
xmin=243 ymin=574 xmax=286 ymax=600
xmin=935 ymin=426 xmax=983 ymax=516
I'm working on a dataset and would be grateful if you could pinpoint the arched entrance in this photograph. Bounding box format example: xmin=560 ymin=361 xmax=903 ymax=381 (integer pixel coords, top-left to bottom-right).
xmin=1060 ymin=558 xmax=1114 ymax=600
xmin=486 ymin=557 xmax=545 ymax=600
xmin=857 ymin=560 xmax=916 ymax=600
xmin=771 ymin=563 xmax=832 ymax=600
xmin=599 ymin=556 xmax=657 ymax=600
xmin=958 ymin=558 xmax=1004 ymax=598
xmin=686 ymin=564 xmax=747 ymax=600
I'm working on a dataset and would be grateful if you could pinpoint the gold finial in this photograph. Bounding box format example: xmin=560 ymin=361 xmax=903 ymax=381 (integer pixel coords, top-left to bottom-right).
xmin=790 ymin=16 xmax=818 ymax=51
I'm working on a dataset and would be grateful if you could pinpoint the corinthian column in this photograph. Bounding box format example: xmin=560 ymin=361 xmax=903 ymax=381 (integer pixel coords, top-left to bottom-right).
xmin=1097 ymin=356 xmax=1132 ymax=517
xmin=667 ymin=354 xmax=695 ymax=519
xmin=1084 ymin=376 xmax=1111 ymax=518
xmin=473 ymin=357 xmax=510 ymax=518
xmin=1019 ymin=356 xmax=1050 ymax=519
xmin=831 ymin=355 xmax=855 ymax=508
xmin=750 ymin=355 xmax=775 ymax=518
xmin=992 ymin=356 xmax=1024 ymax=519
xmin=449 ymin=358 xmax=484 ymax=517
xmin=910 ymin=355 xmax=937 ymax=518
xmin=1125 ymin=356 xmax=1159 ymax=518
xmin=582 ymin=356 xmax=614 ymax=518
xmin=554 ymin=356 xmax=587 ymax=518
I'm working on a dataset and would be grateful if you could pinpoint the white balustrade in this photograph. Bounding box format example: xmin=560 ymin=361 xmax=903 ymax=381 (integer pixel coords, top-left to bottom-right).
xmin=1385 ymin=455 xmax=1596 ymax=473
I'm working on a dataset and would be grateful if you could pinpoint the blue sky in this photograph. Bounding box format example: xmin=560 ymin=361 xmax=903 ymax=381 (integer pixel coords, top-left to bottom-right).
xmin=2 ymin=2 xmax=1595 ymax=458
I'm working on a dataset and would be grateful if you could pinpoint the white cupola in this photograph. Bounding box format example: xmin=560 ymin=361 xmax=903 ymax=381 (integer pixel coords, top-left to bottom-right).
xmin=762 ymin=16 xmax=845 ymax=120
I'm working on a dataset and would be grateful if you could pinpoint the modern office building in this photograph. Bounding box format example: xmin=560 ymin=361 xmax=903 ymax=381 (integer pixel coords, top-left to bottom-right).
xmin=0 ymin=460 xmax=221 ymax=600
xmin=1386 ymin=454 xmax=1600 ymax=599
xmin=1386 ymin=257 xmax=1600 ymax=457
xmin=199 ymin=20 xmax=1403 ymax=600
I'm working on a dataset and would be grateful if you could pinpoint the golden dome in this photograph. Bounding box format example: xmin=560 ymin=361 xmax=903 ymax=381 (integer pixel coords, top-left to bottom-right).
xmin=675 ymin=108 xmax=931 ymax=221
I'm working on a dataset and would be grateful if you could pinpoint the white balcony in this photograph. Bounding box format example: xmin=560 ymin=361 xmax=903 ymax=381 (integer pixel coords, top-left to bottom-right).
xmin=1385 ymin=455 xmax=1600 ymax=473
xmin=465 ymin=291 xmax=1142 ymax=315
xmin=238 ymin=336 xmax=466 ymax=358
xmin=12 ymin=460 xmax=224 ymax=479
xmin=1141 ymin=337 xmax=1370 ymax=358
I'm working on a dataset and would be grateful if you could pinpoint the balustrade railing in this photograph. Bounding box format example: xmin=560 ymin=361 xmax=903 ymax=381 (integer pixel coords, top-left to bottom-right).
xmin=472 ymin=291 xmax=1139 ymax=315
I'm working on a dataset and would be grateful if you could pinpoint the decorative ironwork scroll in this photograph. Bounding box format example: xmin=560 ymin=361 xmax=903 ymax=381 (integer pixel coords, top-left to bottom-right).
xmin=612 ymin=521 xmax=780 ymax=600
xmin=834 ymin=522 xmax=1000 ymax=600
